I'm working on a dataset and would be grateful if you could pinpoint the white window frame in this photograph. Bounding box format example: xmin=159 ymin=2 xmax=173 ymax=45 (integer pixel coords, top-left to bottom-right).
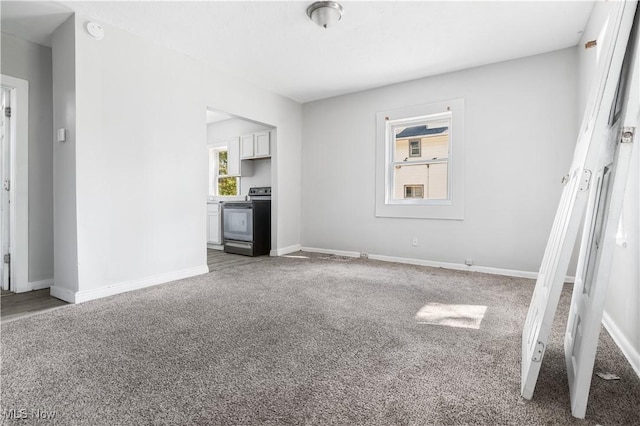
xmin=375 ymin=98 xmax=464 ymax=219
xmin=209 ymin=146 xmax=239 ymax=198
xmin=408 ymin=139 xmax=421 ymax=157
xmin=388 ymin=113 xmax=451 ymax=204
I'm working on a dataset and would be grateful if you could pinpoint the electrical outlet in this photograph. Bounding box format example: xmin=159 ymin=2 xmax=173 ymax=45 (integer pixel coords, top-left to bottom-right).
xmin=412 ymin=236 xmax=418 ymax=247
xmin=360 ymin=252 xmax=369 ymax=259
xmin=465 ymin=259 xmax=473 ymax=266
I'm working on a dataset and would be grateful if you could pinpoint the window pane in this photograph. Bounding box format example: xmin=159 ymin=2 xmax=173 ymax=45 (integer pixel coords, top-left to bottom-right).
xmin=394 ymin=122 xmax=449 ymax=162
xmin=218 ymin=177 xmax=237 ymax=196
xmin=427 ymin=163 xmax=448 ymax=199
xmin=218 ymin=150 xmax=228 ymax=175
xmin=394 ymin=163 xmax=448 ymax=200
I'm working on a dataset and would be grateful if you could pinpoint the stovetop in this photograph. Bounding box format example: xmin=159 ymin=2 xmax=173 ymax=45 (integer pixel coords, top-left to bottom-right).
xmin=248 ymin=187 xmax=271 ymax=199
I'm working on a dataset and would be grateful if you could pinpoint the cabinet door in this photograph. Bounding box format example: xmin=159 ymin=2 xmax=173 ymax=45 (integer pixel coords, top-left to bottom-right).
xmin=240 ymin=134 xmax=254 ymax=159
xmin=255 ymin=131 xmax=270 ymax=157
xmin=227 ymin=138 xmax=240 ymax=176
xmin=207 ymin=211 xmax=221 ymax=244
xmin=207 ymin=204 xmax=221 ymax=244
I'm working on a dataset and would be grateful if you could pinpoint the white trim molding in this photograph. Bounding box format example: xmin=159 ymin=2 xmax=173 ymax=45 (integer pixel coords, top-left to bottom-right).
xmin=29 ymin=278 xmax=53 ymax=290
xmin=50 ymin=265 xmax=209 ymax=304
xmin=49 ymin=286 xmax=75 ymax=303
xmin=301 ymin=246 xmax=360 ymax=258
xmin=301 ymin=247 xmax=575 ymax=282
xmin=602 ymin=312 xmax=640 ymax=378
xmin=368 ymin=253 xmax=540 ymax=279
xmin=271 ymin=244 xmax=302 ymax=257
xmin=1 ymin=74 xmax=29 ymax=293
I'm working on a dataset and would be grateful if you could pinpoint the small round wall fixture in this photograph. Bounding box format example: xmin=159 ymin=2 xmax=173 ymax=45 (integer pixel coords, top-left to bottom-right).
xmin=307 ymin=1 xmax=344 ymax=29
xmin=86 ymin=21 xmax=105 ymax=40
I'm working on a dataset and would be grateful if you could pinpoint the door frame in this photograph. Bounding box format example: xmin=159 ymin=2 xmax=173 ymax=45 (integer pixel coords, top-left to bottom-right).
xmin=1 ymin=74 xmax=29 ymax=293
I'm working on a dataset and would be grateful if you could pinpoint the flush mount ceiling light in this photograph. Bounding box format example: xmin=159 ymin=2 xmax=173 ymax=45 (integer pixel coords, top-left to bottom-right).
xmin=307 ymin=1 xmax=344 ymax=29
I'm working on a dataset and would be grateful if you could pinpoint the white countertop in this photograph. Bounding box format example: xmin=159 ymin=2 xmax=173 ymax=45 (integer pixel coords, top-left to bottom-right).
xmin=208 ymin=195 xmax=247 ymax=204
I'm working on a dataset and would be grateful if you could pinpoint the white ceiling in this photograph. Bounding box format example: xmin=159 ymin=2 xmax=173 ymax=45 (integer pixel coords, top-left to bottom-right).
xmin=1 ymin=1 xmax=595 ymax=103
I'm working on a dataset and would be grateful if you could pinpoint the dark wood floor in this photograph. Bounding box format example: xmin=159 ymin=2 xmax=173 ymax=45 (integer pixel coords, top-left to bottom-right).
xmin=207 ymin=248 xmax=269 ymax=271
xmin=1 ymin=289 xmax=68 ymax=323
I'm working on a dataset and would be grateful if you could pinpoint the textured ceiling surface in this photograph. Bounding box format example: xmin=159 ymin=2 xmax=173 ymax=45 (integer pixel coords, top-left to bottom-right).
xmin=2 ymin=1 xmax=595 ymax=103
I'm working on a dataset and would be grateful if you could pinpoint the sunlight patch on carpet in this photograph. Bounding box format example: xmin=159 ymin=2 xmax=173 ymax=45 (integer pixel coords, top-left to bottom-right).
xmin=415 ymin=303 xmax=487 ymax=329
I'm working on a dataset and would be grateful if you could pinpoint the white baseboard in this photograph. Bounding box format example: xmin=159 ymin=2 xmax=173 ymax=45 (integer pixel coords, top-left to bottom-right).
xmin=50 ymin=265 xmax=209 ymax=304
xmin=602 ymin=311 xmax=640 ymax=378
xmin=29 ymin=278 xmax=53 ymax=291
xmin=271 ymin=244 xmax=302 ymax=257
xmin=207 ymin=244 xmax=223 ymax=250
xmin=301 ymin=246 xmax=360 ymax=258
xmin=50 ymin=286 xmax=76 ymax=303
xmin=370 ymin=254 xmax=542 ymax=279
xmin=300 ymin=247 xmax=578 ymax=282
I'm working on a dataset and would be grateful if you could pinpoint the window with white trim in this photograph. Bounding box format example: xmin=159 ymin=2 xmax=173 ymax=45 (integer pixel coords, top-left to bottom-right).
xmin=375 ymin=98 xmax=464 ymax=219
xmin=209 ymin=147 xmax=239 ymax=197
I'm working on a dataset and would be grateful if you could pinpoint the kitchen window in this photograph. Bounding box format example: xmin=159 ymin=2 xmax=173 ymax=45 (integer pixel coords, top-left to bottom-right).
xmin=209 ymin=147 xmax=239 ymax=197
xmin=375 ymin=98 xmax=464 ymax=219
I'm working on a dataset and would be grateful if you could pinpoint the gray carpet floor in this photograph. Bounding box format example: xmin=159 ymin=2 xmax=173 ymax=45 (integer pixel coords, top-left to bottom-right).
xmin=1 ymin=252 xmax=638 ymax=425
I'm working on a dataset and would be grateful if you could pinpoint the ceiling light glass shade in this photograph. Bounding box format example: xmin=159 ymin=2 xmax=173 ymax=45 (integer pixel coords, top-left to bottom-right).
xmin=307 ymin=1 xmax=344 ymax=28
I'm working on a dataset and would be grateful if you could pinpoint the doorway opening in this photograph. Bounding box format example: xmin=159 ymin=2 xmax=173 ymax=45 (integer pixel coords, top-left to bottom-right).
xmin=1 ymin=86 xmax=13 ymax=292
xmin=204 ymin=107 xmax=277 ymax=270
xmin=1 ymin=74 xmax=30 ymax=295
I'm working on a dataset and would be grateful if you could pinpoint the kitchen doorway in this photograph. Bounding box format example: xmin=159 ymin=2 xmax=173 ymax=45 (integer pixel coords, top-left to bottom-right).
xmin=205 ymin=107 xmax=276 ymax=261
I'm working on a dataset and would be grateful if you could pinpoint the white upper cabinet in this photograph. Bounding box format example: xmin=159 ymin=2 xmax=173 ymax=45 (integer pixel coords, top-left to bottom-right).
xmin=254 ymin=131 xmax=270 ymax=158
xmin=240 ymin=131 xmax=270 ymax=159
xmin=240 ymin=134 xmax=255 ymax=159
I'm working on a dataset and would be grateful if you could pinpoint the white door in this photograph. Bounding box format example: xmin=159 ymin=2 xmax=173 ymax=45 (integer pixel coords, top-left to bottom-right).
xmin=565 ymin=16 xmax=639 ymax=418
xmin=0 ymin=87 xmax=11 ymax=291
xmin=520 ymin=0 xmax=636 ymax=400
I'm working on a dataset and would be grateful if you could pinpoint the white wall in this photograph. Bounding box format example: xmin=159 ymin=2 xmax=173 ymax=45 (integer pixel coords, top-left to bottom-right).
xmin=207 ymin=118 xmax=272 ymax=144
xmin=52 ymin=14 xmax=301 ymax=301
xmin=0 ymin=32 xmax=54 ymax=286
xmin=578 ymin=1 xmax=640 ymax=376
xmin=51 ymin=16 xmax=79 ymax=298
xmin=240 ymin=158 xmax=271 ymax=192
xmin=301 ymin=48 xmax=578 ymax=273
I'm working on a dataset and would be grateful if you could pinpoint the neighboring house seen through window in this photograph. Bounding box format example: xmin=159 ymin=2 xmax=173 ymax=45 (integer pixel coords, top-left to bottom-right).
xmin=392 ymin=119 xmax=450 ymax=201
